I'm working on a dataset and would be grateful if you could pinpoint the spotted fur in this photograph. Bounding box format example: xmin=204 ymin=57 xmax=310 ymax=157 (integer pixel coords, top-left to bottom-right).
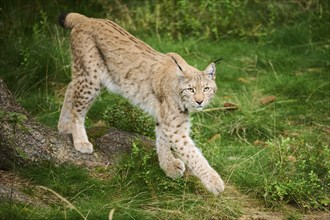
xmin=58 ymin=13 xmax=224 ymax=195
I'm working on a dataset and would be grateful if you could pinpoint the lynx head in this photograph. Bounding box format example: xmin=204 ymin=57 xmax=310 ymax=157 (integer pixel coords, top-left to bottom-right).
xmin=169 ymin=53 xmax=218 ymax=112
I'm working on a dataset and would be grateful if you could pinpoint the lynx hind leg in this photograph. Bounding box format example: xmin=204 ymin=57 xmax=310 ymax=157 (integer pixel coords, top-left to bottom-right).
xmin=156 ymin=127 xmax=185 ymax=179
xmin=70 ymin=74 xmax=101 ymax=154
xmin=58 ymin=82 xmax=75 ymax=134
xmin=69 ymin=62 xmax=103 ymax=153
xmin=65 ymin=31 xmax=110 ymax=153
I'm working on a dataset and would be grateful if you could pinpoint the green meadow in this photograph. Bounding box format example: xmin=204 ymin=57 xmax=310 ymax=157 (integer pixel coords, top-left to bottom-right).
xmin=0 ymin=1 xmax=329 ymax=219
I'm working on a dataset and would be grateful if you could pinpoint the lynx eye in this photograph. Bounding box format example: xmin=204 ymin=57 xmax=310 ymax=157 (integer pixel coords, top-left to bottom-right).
xmin=186 ymin=88 xmax=195 ymax=93
xmin=203 ymin=87 xmax=211 ymax=92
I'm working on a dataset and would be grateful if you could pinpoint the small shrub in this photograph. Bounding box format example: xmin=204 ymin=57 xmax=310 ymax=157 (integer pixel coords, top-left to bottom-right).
xmin=102 ymin=99 xmax=155 ymax=138
xmin=263 ymin=138 xmax=330 ymax=209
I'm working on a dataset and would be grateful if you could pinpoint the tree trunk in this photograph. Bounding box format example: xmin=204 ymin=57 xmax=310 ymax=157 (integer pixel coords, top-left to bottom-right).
xmin=0 ymin=78 xmax=155 ymax=205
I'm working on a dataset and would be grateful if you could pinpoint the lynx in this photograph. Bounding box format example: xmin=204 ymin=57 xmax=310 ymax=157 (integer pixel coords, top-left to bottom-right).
xmin=58 ymin=13 xmax=224 ymax=195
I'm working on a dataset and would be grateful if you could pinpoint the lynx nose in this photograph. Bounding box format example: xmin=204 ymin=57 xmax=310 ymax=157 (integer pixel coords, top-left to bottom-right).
xmin=196 ymin=100 xmax=203 ymax=105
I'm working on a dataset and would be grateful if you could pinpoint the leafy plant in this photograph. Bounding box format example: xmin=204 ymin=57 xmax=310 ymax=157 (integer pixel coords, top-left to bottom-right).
xmin=263 ymin=138 xmax=330 ymax=209
xmin=102 ymin=97 xmax=155 ymax=138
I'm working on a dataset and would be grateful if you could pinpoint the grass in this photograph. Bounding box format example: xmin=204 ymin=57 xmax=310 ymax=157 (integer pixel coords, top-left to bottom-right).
xmin=0 ymin=1 xmax=329 ymax=219
xmin=1 ymin=151 xmax=241 ymax=220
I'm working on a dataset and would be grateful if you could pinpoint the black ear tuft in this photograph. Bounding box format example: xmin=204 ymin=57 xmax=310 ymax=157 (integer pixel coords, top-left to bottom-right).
xmin=58 ymin=12 xmax=69 ymax=28
xmin=213 ymin=58 xmax=223 ymax=64
xmin=171 ymin=56 xmax=183 ymax=72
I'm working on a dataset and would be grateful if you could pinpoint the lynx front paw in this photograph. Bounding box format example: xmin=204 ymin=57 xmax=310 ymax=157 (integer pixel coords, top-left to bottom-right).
xmin=74 ymin=142 xmax=93 ymax=154
xmin=201 ymin=171 xmax=225 ymax=196
xmin=161 ymin=159 xmax=186 ymax=179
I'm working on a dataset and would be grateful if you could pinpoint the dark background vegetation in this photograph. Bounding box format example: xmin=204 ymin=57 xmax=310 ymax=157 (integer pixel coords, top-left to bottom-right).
xmin=0 ymin=0 xmax=329 ymax=219
xmin=1 ymin=0 xmax=328 ymax=95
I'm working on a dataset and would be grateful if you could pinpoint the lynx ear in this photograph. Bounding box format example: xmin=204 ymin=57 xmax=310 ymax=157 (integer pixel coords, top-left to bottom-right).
xmin=171 ymin=56 xmax=185 ymax=78
xmin=204 ymin=63 xmax=216 ymax=80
